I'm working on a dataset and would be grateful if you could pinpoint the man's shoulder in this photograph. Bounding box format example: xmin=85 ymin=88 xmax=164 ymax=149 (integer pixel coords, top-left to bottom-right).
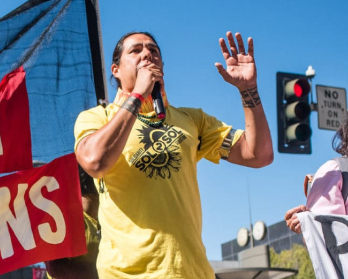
xmin=77 ymin=104 xmax=112 ymax=120
xmin=86 ymin=104 xmax=108 ymax=114
xmin=171 ymin=106 xmax=204 ymax=116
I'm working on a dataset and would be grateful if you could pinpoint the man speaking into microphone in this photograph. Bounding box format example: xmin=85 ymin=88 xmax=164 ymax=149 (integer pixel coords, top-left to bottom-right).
xmin=74 ymin=31 xmax=273 ymax=279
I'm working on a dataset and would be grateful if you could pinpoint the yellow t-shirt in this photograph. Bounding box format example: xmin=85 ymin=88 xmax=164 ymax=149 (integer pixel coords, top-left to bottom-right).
xmin=74 ymin=93 xmax=243 ymax=279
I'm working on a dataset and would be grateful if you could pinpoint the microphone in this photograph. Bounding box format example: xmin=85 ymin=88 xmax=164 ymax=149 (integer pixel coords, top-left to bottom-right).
xmin=151 ymin=82 xmax=166 ymax=119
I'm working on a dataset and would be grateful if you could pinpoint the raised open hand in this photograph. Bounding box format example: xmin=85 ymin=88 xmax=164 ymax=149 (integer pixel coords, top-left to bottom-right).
xmin=215 ymin=31 xmax=257 ymax=92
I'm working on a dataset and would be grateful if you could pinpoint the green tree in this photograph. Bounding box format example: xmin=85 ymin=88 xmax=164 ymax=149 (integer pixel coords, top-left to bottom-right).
xmin=270 ymin=244 xmax=315 ymax=279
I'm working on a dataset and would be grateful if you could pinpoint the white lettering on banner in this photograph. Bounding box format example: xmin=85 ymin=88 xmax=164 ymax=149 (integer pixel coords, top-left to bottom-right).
xmin=0 ymin=176 xmax=66 ymax=260
xmin=29 ymin=176 xmax=66 ymax=244
xmin=0 ymin=135 xmax=3 ymax=155
xmin=0 ymin=184 xmax=36 ymax=259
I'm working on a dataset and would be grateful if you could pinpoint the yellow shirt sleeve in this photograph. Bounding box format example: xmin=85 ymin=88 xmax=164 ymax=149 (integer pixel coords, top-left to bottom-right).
xmin=74 ymin=105 xmax=108 ymax=151
xmin=178 ymin=107 xmax=244 ymax=163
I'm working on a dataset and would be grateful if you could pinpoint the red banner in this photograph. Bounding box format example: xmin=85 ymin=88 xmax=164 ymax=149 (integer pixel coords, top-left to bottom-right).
xmin=0 ymin=153 xmax=86 ymax=275
xmin=0 ymin=66 xmax=33 ymax=174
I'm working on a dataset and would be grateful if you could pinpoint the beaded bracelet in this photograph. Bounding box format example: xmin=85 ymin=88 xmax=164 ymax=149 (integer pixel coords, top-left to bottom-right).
xmin=130 ymin=93 xmax=145 ymax=103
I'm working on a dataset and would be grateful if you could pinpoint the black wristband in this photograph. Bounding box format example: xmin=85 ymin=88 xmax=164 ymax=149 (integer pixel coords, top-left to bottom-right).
xmin=120 ymin=96 xmax=142 ymax=116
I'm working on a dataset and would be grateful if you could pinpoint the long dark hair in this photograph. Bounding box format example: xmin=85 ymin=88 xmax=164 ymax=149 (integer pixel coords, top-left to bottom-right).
xmin=332 ymin=115 xmax=348 ymax=156
xmin=110 ymin=31 xmax=162 ymax=88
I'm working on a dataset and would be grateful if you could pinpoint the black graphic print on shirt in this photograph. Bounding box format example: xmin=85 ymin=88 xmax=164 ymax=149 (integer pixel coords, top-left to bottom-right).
xmin=129 ymin=124 xmax=187 ymax=179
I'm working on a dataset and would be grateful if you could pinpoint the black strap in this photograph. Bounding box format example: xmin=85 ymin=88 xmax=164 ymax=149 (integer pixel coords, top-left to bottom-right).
xmin=334 ymin=157 xmax=348 ymax=201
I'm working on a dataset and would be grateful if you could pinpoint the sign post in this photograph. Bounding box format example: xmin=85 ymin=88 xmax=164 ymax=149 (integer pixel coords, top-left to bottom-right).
xmin=316 ymin=85 xmax=347 ymax=130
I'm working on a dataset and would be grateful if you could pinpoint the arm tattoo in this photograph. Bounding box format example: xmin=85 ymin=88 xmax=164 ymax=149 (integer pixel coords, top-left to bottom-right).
xmin=239 ymin=87 xmax=261 ymax=108
xmin=120 ymin=96 xmax=142 ymax=116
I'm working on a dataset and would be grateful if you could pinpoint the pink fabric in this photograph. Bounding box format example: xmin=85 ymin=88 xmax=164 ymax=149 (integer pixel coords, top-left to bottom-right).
xmin=306 ymin=159 xmax=348 ymax=215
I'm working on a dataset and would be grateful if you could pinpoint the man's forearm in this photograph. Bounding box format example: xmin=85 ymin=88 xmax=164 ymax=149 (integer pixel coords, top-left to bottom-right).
xmin=227 ymin=87 xmax=273 ymax=167
xmin=76 ymin=97 xmax=141 ymax=178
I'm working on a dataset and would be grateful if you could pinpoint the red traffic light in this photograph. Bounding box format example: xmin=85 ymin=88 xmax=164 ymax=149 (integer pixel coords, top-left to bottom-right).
xmin=285 ymin=78 xmax=310 ymax=98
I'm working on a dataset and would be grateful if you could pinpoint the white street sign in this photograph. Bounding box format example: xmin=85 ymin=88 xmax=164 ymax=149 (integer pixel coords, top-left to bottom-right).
xmin=316 ymin=85 xmax=347 ymax=130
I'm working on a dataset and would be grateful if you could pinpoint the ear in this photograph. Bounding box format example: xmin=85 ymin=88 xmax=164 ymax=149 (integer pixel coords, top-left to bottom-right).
xmin=111 ymin=63 xmax=119 ymax=78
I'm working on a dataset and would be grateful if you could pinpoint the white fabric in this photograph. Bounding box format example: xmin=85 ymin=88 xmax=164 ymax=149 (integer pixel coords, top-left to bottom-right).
xmin=298 ymin=211 xmax=348 ymax=279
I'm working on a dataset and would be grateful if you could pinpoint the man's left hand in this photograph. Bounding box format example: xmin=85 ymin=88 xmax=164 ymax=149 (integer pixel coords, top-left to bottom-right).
xmin=215 ymin=31 xmax=257 ymax=92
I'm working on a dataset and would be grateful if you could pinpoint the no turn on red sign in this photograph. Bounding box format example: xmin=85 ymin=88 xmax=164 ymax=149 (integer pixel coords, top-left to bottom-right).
xmin=316 ymin=85 xmax=347 ymax=131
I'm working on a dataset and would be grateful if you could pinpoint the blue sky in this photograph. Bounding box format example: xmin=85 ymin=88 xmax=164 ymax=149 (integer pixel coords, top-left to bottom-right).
xmin=2 ymin=0 xmax=348 ymax=261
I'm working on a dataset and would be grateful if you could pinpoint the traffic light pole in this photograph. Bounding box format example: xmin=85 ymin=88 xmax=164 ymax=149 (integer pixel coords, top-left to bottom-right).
xmin=306 ymin=65 xmax=318 ymax=112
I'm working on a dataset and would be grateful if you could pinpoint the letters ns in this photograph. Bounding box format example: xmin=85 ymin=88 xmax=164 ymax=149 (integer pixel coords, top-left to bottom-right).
xmin=0 ymin=176 xmax=66 ymax=259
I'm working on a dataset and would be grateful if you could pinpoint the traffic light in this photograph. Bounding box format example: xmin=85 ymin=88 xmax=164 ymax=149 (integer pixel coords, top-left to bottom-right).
xmin=277 ymin=72 xmax=312 ymax=154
